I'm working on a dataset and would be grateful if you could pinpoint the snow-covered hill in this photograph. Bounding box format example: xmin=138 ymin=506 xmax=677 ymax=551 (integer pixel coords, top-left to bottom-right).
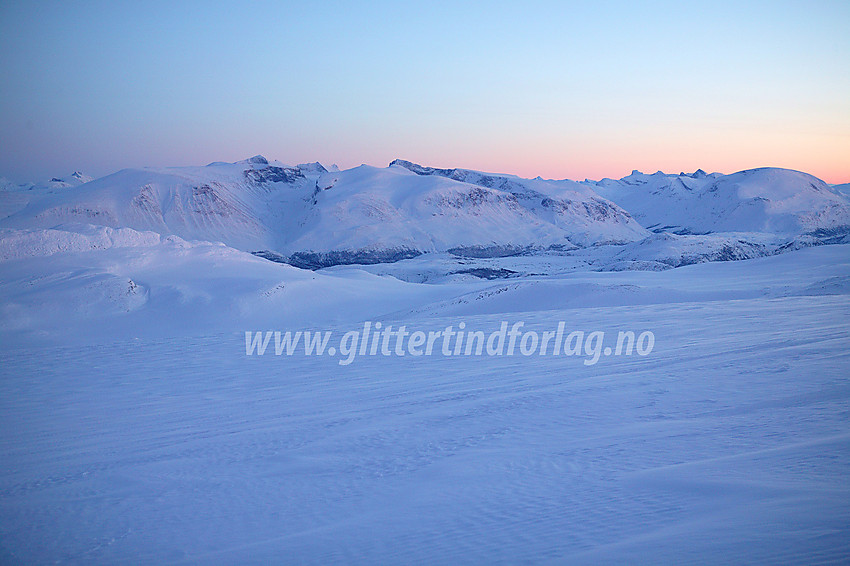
xmin=591 ymin=167 xmax=850 ymax=236
xmin=390 ymin=159 xmax=646 ymax=245
xmin=0 ymin=156 xmax=323 ymax=251
xmin=0 ymin=171 xmax=93 ymax=193
xmin=0 ymin=171 xmax=93 ymax=220
xmin=281 ymin=162 xmax=648 ymax=268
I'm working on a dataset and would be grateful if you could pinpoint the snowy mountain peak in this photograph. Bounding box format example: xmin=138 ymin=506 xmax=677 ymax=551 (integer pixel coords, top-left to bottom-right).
xmin=389 ymin=159 xmax=439 ymax=174
xmin=295 ymin=162 xmax=329 ymax=176
xmin=44 ymin=172 xmax=93 ymax=188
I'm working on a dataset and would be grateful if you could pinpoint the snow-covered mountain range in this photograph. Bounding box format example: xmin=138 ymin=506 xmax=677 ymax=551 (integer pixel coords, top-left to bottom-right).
xmin=1 ymin=157 xmax=848 ymax=271
xmin=590 ymin=167 xmax=850 ymax=236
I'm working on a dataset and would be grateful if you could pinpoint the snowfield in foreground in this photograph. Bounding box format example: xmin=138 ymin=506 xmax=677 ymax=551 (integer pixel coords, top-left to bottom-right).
xmin=1 ymin=238 xmax=849 ymax=564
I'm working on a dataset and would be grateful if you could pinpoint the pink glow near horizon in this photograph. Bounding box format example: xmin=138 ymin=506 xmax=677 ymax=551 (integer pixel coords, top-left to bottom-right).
xmin=1 ymin=2 xmax=848 ymax=186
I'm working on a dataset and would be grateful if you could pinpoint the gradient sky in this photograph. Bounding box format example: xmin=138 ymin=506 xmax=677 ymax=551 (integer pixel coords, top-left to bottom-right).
xmin=1 ymin=0 xmax=848 ymax=183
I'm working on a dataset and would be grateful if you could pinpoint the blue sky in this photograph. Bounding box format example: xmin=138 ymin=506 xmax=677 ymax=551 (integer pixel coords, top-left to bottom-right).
xmin=1 ymin=0 xmax=848 ymax=183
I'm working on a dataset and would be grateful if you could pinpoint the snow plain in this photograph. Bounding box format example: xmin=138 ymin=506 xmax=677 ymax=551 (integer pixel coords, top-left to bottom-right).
xmin=1 ymin=237 xmax=849 ymax=564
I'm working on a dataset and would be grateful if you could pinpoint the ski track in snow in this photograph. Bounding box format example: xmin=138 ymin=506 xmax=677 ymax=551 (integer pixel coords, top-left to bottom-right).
xmin=1 ymin=295 xmax=848 ymax=564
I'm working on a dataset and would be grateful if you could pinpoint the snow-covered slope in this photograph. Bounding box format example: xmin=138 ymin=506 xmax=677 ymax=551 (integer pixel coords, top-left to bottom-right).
xmin=389 ymin=159 xmax=647 ymax=245
xmin=0 ymin=225 xmax=468 ymax=344
xmin=281 ymin=162 xmax=648 ymax=268
xmin=0 ymin=224 xmax=164 ymax=261
xmin=0 ymin=156 xmax=323 ymax=251
xmin=592 ymin=167 xmax=850 ymax=236
xmin=0 ymin=171 xmax=93 ymax=192
xmin=833 ymin=182 xmax=850 ymax=198
xmin=0 ymin=171 xmax=93 ymax=220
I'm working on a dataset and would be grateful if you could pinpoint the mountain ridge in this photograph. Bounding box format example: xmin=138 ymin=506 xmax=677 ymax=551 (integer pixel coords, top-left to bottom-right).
xmin=1 ymin=157 xmax=848 ymax=271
